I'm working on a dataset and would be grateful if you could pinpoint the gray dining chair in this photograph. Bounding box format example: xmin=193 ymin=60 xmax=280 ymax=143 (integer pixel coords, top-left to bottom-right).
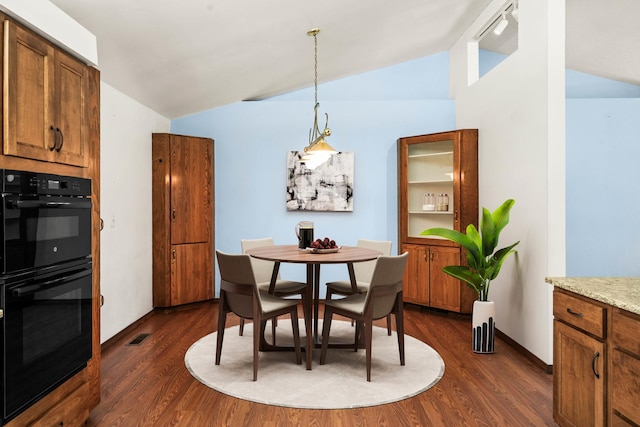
xmin=325 ymin=239 xmax=393 ymax=335
xmin=320 ymin=252 xmax=409 ymax=381
xmin=239 ymin=238 xmax=308 ymax=342
xmin=215 ymin=250 xmax=302 ymax=381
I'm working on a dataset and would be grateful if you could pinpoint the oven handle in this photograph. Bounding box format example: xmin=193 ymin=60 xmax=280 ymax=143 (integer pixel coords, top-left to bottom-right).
xmin=9 ymin=199 xmax=92 ymax=209
xmin=12 ymin=268 xmax=92 ymax=298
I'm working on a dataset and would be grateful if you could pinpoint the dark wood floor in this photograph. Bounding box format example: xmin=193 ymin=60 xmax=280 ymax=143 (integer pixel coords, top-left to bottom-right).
xmin=86 ymin=301 xmax=556 ymax=427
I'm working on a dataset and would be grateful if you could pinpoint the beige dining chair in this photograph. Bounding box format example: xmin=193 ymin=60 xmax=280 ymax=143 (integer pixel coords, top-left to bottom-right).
xmin=320 ymin=252 xmax=408 ymax=381
xmin=239 ymin=238 xmax=308 ymax=342
xmin=325 ymin=239 xmax=393 ymax=335
xmin=215 ymin=250 xmax=302 ymax=381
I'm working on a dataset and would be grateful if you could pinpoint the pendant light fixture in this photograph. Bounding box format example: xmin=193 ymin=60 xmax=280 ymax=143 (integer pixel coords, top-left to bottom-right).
xmin=300 ymin=28 xmax=337 ymax=167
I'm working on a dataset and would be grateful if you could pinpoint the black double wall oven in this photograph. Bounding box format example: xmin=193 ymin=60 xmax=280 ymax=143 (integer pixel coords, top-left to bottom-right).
xmin=0 ymin=169 xmax=92 ymax=424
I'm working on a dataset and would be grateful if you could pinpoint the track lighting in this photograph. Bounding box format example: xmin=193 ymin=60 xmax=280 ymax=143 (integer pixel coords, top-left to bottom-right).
xmin=493 ymin=12 xmax=509 ymax=35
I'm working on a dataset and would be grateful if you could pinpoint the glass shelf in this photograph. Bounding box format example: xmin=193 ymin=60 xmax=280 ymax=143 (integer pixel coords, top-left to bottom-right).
xmin=408 ymin=179 xmax=452 ymax=184
xmin=409 ymin=210 xmax=453 ymax=214
xmin=408 ymin=150 xmax=453 ymax=159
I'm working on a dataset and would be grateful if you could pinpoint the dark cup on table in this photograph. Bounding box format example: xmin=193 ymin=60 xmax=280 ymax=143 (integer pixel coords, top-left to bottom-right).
xmin=296 ymin=221 xmax=314 ymax=250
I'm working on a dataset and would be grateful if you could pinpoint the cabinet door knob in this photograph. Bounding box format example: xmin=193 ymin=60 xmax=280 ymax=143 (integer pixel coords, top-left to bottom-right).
xmin=171 ymin=249 xmax=176 ymax=261
xmin=172 ymin=209 xmax=176 ymax=221
xmin=592 ymin=351 xmax=600 ymax=379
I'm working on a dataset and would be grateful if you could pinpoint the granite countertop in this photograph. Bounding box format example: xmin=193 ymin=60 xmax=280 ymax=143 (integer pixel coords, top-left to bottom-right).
xmin=546 ymin=277 xmax=640 ymax=316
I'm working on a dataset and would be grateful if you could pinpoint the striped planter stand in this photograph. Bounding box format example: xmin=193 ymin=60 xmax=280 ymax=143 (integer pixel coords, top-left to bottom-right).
xmin=472 ymin=300 xmax=495 ymax=353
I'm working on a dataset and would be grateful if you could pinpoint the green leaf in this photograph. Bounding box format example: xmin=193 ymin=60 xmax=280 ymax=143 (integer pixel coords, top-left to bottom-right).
xmin=487 ymin=241 xmax=519 ymax=280
xmin=441 ymin=266 xmax=483 ymax=295
xmin=481 ymin=207 xmax=497 ymax=257
xmin=491 ymin=199 xmax=515 ymax=240
xmin=420 ymin=199 xmax=518 ymax=301
xmin=421 ymin=227 xmax=482 ymax=266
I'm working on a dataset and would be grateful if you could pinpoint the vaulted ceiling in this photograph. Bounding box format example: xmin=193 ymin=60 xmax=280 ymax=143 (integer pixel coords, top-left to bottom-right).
xmin=50 ymin=0 xmax=640 ymax=119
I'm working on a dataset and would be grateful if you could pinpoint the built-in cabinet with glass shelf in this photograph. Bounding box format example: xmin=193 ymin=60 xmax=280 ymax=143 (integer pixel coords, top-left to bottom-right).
xmin=398 ymin=129 xmax=478 ymax=313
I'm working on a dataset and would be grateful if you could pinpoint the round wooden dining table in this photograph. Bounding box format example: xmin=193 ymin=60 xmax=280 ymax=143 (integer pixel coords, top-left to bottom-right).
xmin=245 ymin=244 xmax=382 ymax=370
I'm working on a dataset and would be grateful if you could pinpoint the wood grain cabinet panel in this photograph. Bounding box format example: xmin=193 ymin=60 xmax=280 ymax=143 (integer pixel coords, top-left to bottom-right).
xmin=611 ymin=412 xmax=637 ymax=427
xmin=402 ymin=244 xmax=429 ymax=305
xmin=553 ymin=319 xmax=605 ymax=427
xmin=611 ymin=309 xmax=640 ymax=426
xmin=171 ymin=243 xmax=213 ymax=306
xmin=3 ymin=20 xmax=89 ymax=167
xmin=30 ymin=382 xmax=90 ymax=427
xmin=152 ymin=133 xmax=214 ymax=307
xmin=553 ymin=289 xmax=640 ymax=427
xmin=553 ymin=291 xmax=606 ymax=339
xmin=429 ymin=245 xmax=462 ymax=311
xmin=397 ymin=130 xmax=478 ymax=313
xmin=402 ymin=244 xmax=461 ymax=310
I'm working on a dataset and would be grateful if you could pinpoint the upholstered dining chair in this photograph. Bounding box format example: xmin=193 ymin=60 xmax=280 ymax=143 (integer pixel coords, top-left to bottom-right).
xmin=320 ymin=252 xmax=409 ymax=381
xmin=325 ymin=239 xmax=393 ymax=335
xmin=239 ymin=238 xmax=308 ymax=341
xmin=215 ymin=250 xmax=302 ymax=381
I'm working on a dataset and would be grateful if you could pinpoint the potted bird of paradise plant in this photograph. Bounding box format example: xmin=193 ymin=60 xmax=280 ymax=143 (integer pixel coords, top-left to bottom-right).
xmin=420 ymin=198 xmax=519 ymax=353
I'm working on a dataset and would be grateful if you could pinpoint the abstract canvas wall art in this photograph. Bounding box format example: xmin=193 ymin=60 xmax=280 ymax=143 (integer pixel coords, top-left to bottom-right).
xmin=286 ymin=151 xmax=354 ymax=211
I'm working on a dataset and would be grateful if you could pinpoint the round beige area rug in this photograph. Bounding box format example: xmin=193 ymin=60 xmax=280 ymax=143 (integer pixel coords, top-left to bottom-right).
xmin=185 ymin=320 xmax=444 ymax=409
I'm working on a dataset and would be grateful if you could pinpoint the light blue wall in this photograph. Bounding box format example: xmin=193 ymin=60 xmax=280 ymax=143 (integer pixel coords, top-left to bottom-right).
xmin=566 ymin=69 xmax=640 ymax=98
xmin=171 ymin=52 xmax=455 ymax=295
xmin=566 ymin=70 xmax=640 ymax=275
xmin=171 ymin=49 xmax=640 ymax=292
xmin=566 ymin=98 xmax=640 ymax=276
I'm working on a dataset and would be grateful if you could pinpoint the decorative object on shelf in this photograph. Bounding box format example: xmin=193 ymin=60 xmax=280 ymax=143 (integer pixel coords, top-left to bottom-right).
xmin=286 ymin=151 xmax=354 ymax=212
xmin=299 ymin=28 xmax=337 ymax=169
xmin=422 ymin=193 xmax=435 ymax=211
xmin=420 ymin=199 xmax=519 ymax=353
xmin=436 ymin=193 xmax=449 ymax=212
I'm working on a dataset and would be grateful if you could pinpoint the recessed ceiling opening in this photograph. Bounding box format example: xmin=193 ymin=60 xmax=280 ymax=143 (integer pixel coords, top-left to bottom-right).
xmin=477 ymin=1 xmax=519 ymax=78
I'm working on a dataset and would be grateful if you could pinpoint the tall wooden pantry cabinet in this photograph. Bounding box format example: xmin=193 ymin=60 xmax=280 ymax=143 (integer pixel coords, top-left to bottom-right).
xmin=397 ymin=129 xmax=478 ymax=313
xmin=1 ymin=14 xmax=102 ymax=427
xmin=152 ymin=133 xmax=214 ymax=307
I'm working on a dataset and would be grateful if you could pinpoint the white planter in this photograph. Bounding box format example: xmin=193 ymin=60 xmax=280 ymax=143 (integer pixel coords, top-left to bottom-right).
xmin=472 ymin=300 xmax=495 ymax=353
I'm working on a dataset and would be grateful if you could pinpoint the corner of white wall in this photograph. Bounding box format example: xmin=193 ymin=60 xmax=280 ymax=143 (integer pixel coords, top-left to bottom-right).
xmin=448 ymin=0 xmax=565 ymax=365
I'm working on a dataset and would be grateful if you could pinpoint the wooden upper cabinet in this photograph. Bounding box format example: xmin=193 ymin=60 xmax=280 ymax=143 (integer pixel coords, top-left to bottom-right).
xmin=170 ymin=135 xmax=212 ymax=244
xmin=3 ymin=20 xmax=89 ymax=167
xmin=397 ymin=130 xmax=478 ymax=313
xmin=397 ymin=129 xmax=478 ymax=244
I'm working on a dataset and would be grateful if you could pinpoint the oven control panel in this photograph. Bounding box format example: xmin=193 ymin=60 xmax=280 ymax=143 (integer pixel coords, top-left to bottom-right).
xmin=1 ymin=169 xmax=91 ymax=197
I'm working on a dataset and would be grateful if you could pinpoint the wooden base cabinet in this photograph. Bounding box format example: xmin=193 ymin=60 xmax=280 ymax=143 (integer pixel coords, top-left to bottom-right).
xmin=553 ymin=289 xmax=640 ymax=427
xmin=553 ymin=289 xmax=606 ymax=427
xmin=397 ymin=130 xmax=478 ymax=313
xmin=152 ymin=133 xmax=214 ymax=307
xmin=402 ymin=243 xmax=468 ymax=311
xmin=610 ymin=309 xmax=640 ymax=426
xmin=553 ymin=320 xmax=605 ymax=427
